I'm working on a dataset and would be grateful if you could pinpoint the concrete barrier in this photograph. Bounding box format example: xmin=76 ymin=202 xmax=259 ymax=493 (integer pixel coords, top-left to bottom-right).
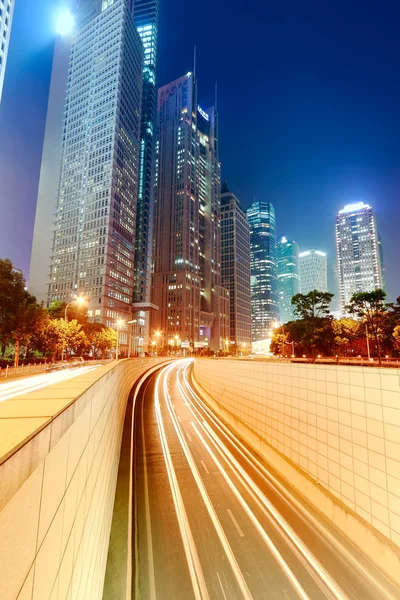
xmin=193 ymin=358 xmax=400 ymax=585
xmin=0 ymin=358 xmax=169 ymax=600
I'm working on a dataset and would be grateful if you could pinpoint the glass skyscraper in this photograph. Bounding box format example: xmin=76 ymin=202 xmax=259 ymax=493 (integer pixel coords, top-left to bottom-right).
xmin=30 ymin=0 xmax=144 ymax=348
xmin=299 ymin=249 xmax=328 ymax=294
xmin=221 ymin=187 xmax=252 ymax=350
xmin=277 ymin=235 xmax=300 ymax=323
xmin=151 ymin=72 xmax=230 ymax=351
xmin=335 ymin=202 xmax=384 ymax=312
xmin=0 ymin=0 xmax=15 ymax=103
xmin=247 ymin=201 xmax=279 ymax=342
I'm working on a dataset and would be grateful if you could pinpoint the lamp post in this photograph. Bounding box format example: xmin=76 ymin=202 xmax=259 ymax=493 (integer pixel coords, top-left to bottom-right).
xmin=62 ymin=296 xmax=85 ymax=361
xmin=115 ymin=319 xmax=124 ymax=361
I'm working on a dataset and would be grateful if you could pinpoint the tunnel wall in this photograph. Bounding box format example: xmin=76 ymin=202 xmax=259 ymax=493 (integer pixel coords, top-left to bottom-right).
xmin=193 ymin=358 xmax=400 ymax=582
xmin=0 ymin=359 xmax=168 ymax=600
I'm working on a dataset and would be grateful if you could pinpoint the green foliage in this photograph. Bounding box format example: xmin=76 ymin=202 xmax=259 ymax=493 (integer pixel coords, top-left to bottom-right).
xmin=346 ymin=289 xmax=390 ymax=365
xmin=290 ymin=291 xmax=334 ymax=360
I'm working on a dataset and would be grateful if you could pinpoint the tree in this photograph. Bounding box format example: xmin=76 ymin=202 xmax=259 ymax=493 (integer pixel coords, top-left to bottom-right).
xmin=393 ymin=326 xmax=400 ymax=353
xmin=332 ymin=318 xmax=362 ymax=357
xmin=291 ymin=291 xmax=334 ymax=360
xmin=0 ymin=259 xmax=27 ymax=356
xmin=346 ymin=289 xmax=389 ymax=366
xmin=92 ymin=327 xmax=117 ymax=357
xmin=9 ymin=293 xmax=46 ymax=367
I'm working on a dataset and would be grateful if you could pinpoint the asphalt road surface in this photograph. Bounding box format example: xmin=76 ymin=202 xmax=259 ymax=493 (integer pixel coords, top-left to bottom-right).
xmin=133 ymin=359 xmax=400 ymax=600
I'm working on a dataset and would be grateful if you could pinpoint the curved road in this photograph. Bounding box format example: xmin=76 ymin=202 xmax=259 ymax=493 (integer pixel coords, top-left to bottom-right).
xmin=133 ymin=359 xmax=400 ymax=600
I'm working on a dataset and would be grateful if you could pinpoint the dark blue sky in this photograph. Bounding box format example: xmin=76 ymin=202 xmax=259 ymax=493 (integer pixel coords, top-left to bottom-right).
xmin=0 ymin=0 xmax=399 ymax=300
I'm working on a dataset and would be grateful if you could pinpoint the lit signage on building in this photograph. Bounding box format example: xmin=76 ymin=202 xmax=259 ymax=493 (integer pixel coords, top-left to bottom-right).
xmin=197 ymin=105 xmax=209 ymax=121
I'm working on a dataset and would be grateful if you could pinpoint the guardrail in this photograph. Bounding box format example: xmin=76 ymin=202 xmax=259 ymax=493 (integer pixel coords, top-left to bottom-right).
xmin=0 ymin=358 xmax=114 ymax=380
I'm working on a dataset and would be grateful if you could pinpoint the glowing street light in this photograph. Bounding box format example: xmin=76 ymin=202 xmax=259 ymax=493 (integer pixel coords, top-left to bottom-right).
xmin=56 ymin=10 xmax=74 ymax=36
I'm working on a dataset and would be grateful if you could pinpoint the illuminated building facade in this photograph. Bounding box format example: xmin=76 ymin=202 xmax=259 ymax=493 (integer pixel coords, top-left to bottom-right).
xmin=133 ymin=0 xmax=159 ymax=352
xmin=151 ymin=72 xmax=229 ymax=351
xmin=299 ymin=249 xmax=328 ymax=294
xmin=0 ymin=0 xmax=14 ymax=103
xmin=220 ymin=188 xmax=252 ymax=351
xmin=277 ymin=235 xmax=300 ymax=322
xmin=335 ymin=202 xmax=384 ymax=311
xmin=247 ymin=201 xmax=279 ymax=342
xmin=31 ymin=0 xmax=143 ymax=342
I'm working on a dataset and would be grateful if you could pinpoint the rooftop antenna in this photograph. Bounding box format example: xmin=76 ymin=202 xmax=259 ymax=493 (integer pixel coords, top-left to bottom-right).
xmin=215 ymin=81 xmax=218 ymax=110
xmin=193 ymin=45 xmax=197 ymax=80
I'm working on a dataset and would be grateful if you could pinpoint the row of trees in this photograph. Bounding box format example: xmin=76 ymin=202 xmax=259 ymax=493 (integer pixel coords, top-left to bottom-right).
xmin=0 ymin=259 xmax=117 ymax=366
xmin=271 ymin=289 xmax=400 ymax=365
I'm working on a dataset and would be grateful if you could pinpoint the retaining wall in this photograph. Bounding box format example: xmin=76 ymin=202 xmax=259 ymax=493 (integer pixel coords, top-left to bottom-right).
xmin=0 ymin=358 xmax=168 ymax=600
xmin=194 ymin=358 xmax=400 ymax=582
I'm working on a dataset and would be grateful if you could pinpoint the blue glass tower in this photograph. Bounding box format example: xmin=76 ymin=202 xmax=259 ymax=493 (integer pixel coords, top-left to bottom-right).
xmin=247 ymin=201 xmax=279 ymax=341
xmin=133 ymin=0 xmax=159 ymax=305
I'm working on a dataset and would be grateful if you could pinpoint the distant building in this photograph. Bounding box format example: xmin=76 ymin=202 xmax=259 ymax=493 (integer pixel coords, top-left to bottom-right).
xmin=335 ymin=202 xmax=384 ymax=311
xmin=30 ymin=0 xmax=144 ymax=346
xmin=151 ymin=72 xmax=229 ymax=351
xmin=221 ymin=187 xmax=252 ymax=351
xmin=0 ymin=0 xmax=15 ymax=103
xmin=299 ymin=249 xmax=328 ymax=294
xmin=277 ymin=235 xmax=300 ymax=322
xmin=133 ymin=0 xmax=160 ymax=353
xmin=247 ymin=201 xmax=279 ymax=341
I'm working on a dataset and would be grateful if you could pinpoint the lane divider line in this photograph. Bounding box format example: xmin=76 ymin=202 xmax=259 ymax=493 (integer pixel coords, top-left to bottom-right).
xmin=155 ymin=365 xmax=209 ymax=600
xmin=227 ymin=509 xmax=245 ymax=538
xmin=162 ymin=364 xmax=253 ymax=600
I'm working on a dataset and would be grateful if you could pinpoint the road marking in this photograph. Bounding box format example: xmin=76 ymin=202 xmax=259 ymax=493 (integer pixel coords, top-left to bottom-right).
xmin=187 ymin=432 xmax=192 ymax=442
xmin=227 ymin=509 xmax=244 ymax=538
xmin=216 ymin=572 xmax=228 ymax=600
xmin=142 ymin=387 xmax=157 ymax=600
xmin=190 ymin=421 xmax=310 ymax=600
xmin=200 ymin=460 xmax=209 ymax=474
xmin=155 ymin=365 xmax=209 ymax=600
xmin=162 ymin=364 xmax=253 ymax=599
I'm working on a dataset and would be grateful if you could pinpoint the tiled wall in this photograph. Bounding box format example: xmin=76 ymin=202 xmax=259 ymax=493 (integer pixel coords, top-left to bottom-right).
xmin=0 ymin=359 xmax=167 ymax=600
xmin=194 ymin=359 xmax=400 ymax=547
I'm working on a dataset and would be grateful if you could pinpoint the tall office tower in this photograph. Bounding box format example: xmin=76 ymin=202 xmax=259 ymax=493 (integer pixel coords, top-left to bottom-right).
xmin=335 ymin=202 xmax=384 ymax=311
xmin=220 ymin=186 xmax=252 ymax=351
xmin=277 ymin=235 xmax=300 ymax=323
xmin=299 ymin=249 xmax=328 ymax=294
xmin=30 ymin=0 xmax=143 ymax=339
xmin=152 ymin=72 xmax=230 ymax=351
xmin=132 ymin=0 xmax=159 ymax=352
xmin=247 ymin=201 xmax=279 ymax=342
xmin=0 ymin=0 xmax=15 ymax=103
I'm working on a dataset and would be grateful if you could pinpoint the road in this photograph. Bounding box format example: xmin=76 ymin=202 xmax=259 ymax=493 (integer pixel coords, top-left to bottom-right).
xmin=133 ymin=359 xmax=400 ymax=600
xmin=0 ymin=364 xmax=100 ymax=403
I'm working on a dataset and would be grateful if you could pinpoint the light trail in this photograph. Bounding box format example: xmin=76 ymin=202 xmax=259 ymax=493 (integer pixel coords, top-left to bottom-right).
xmin=0 ymin=365 xmax=100 ymax=403
xmin=177 ymin=363 xmax=348 ymax=600
xmin=162 ymin=364 xmax=254 ymax=600
xmin=154 ymin=365 xmax=210 ymax=600
xmin=181 ymin=362 xmax=400 ymax=600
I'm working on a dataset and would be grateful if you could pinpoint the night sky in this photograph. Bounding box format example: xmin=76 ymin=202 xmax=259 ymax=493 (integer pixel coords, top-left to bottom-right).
xmin=0 ymin=0 xmax=399 ymax=300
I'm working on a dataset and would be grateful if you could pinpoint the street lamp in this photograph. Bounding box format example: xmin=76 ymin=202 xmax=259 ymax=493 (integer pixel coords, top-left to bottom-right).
xmin=115 ymin=319 xmax=124 ymax=361
xmin=62 ymin=296 xmax=85 ymax=361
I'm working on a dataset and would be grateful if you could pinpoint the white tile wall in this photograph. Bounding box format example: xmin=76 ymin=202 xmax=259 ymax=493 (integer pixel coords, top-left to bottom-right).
xmin=194 ymin=359 xmax=400 ymax=546
xmin=0 ymin=359 xmax=168 ymax=600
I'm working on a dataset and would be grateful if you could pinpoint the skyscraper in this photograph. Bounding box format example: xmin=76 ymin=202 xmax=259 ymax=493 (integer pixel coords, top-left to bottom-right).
xmin=247 ymin=201 xmax=279 ymax=342
xmin=133 ymin=0 xmax=159 ymax=352
xmin=335 ymin=202 xmax=384 ymax=311
xmin=30 ymin=0 xmax=144 ymax=343
xmin=0 ymin=0 xmax=15 ymax=103
xmin=277 ymin=235 xmax=300 ymax=323
xmin=151 ymin=72 xmax=229 ymax=351
xmin=299 ymin=249 xmax=328 ymax=294
xmin=220 ymin=186 xmax=252 ymax=351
